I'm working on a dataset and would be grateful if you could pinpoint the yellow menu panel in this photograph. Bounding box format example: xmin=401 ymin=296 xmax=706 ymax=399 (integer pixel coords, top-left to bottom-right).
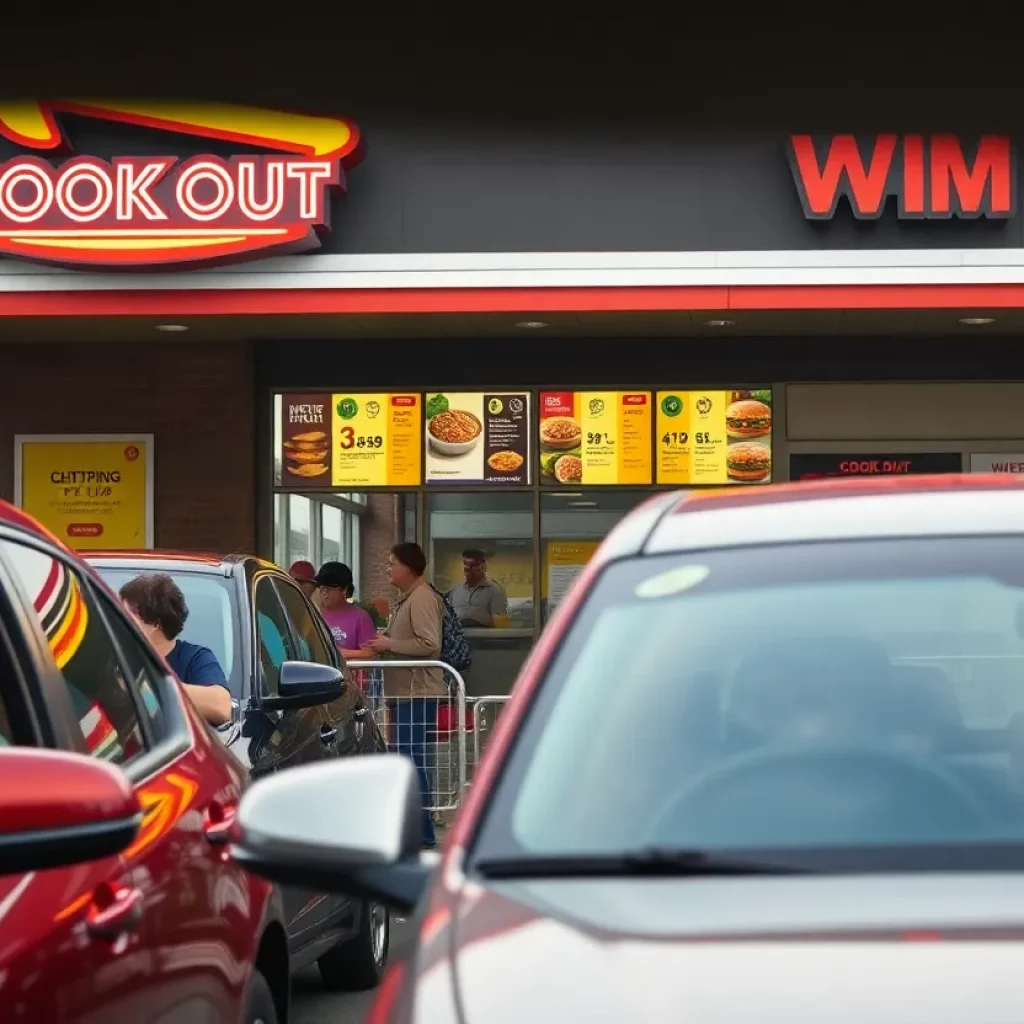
xmin=331 ymin=393 xmax=421 ymax=487
xmin=656 ymin=390 xmax=773 ymax=485
xmin=539 ymin=391 xmax=652 ymax=485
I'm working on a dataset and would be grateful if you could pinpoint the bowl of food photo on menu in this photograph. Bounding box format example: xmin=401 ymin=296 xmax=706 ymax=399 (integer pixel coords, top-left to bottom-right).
xmin=426 ymin=394 xmax=483 ymax=456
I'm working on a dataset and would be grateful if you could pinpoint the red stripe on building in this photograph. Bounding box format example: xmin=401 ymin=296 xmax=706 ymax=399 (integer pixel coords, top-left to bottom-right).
xmin=0 ymin=283 xmax=1021 ymax=317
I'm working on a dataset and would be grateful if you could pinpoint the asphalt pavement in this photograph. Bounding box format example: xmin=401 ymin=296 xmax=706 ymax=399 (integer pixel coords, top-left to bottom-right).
xmin=292 ymin=915 xmax=415 ymax=1024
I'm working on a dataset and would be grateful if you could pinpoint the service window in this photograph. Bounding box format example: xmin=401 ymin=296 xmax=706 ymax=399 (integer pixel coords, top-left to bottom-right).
xmin=0 ymin=539 xmax=145 ymax=765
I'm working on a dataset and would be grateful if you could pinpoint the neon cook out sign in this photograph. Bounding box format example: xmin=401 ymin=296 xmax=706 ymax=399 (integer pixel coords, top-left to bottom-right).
xmin=0 ymin=99 xmax=361 ymax=268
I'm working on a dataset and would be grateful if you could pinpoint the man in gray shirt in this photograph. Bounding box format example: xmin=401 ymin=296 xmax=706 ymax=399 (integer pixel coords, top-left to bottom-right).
xmin=448 ymin=548 xmax=508 ymax=627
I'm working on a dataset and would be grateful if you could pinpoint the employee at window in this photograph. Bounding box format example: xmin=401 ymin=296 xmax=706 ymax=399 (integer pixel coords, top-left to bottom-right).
xmin=120 ymin=573 xmax=232 ymax=726
xmin=448 ymin=548 xmax=508 ymax=628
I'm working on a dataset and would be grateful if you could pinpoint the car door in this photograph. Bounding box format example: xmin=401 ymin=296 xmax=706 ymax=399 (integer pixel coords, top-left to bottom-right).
xmin=91 ymin=588 xmax=257 ymax=1022
xmin=250 ymin=571 xmax=334 ymax=946
xmin=270 ymin=574 xmax=364 ymax=758
xmin=0 ymin=534 xmax=244 ymax=1023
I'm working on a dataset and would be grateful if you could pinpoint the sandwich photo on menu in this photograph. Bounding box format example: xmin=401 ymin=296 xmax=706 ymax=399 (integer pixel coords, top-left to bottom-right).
xmin=725 ymin=397 xmax=772 ymax=439
xmin=724 ymin=389 xmax=772 ymax=483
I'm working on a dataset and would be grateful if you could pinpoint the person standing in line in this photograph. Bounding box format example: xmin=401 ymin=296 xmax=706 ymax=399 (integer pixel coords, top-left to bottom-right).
xmin=363 ymin=542 xmax=445 ymax=848
xmin=314 ymin=561 xmax=376 ymax=661
xmin=288 ymin=560 xmax=319 ymax=603
xmin=448 ymin=548 xmax=508 ymax=627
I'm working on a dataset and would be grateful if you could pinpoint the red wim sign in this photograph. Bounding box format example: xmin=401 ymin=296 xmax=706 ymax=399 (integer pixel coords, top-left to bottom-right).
xmin=0 ymin=100 xmax=361 ymax=269
xmin=788 ymin=134 xmax=1015 ymax=220
xmin=391 ymin=395 xmax=417 ymax=406
xmin=621 ymin=394 xmax=648 ymax=405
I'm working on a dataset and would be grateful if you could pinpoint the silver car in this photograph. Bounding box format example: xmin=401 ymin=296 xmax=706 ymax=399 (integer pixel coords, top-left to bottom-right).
xmin=233 ymin=475 xmax=1024 ymax=1024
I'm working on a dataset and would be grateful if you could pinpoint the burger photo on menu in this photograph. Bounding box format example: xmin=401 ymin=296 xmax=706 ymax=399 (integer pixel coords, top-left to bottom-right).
xmin=726 ymin=395 xmax=772 ymax=439
xmin=726 ymin=441 xmax=772 ymax=483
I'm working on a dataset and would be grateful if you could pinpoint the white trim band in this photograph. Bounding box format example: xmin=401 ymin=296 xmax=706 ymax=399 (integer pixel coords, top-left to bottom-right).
xmin=3 ymin=248 xmax=1024 ymax=291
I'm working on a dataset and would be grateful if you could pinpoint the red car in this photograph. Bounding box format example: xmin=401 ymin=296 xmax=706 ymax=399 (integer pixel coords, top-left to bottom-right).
xmin=233 ymin=476 xmax=1024 ymax=1023
xmin=0 ymin=502 xmax=292 ymax=1023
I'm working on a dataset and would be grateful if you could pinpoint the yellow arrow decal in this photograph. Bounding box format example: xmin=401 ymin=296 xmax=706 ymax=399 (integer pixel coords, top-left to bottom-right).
xmin=0 ymin=99 xmax=360 ymax=161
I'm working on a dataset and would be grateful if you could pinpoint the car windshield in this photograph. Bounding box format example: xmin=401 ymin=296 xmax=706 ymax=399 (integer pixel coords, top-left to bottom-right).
xmin=94 ymin=566 xmax=242 ymax=698
xmin=476 ymin=537 xmax=1024 ymax=867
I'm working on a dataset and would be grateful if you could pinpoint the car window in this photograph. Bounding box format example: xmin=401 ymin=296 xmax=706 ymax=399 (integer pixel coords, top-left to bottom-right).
xmin=94 ymin=566 xmax=242 ymax=698
xmin=0 ymin=690 xmax=11 ymax=745
xmin=475 ymin=536 xmax=1024 ymax=866
xmin=95 ymin=590 xmax=169 ymax=743
xmin=255 ymin=576 xmax=298 ymax=696
xmin=272 ymin=577 xmax=334 ymax=665
xmin=0 ymin=539 xmax=145 ymax=766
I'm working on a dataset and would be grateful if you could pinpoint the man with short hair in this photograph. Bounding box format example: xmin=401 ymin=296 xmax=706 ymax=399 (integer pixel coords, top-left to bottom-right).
xmin=448 ymin=548 xmax=508 ymax=627
xmin=120 ymin=573 xmax=232 ymax=726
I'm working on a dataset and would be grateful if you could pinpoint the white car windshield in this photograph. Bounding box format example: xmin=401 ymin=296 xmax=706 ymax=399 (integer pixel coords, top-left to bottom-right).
xmin=479 ymin=537 xmax=1024 ymax=864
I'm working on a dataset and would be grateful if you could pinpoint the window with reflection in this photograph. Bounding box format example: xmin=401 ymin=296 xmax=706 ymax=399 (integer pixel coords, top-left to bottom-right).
xmin=427 ymin=493 xmax=535 ymax=629
xmin=540 ymin=490 xmax=653 ymax=623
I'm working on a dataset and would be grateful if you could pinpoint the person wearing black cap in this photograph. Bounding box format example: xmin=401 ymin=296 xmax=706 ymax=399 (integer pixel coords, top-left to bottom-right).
xmin=314 ymin=561 xmax=376 ymax=660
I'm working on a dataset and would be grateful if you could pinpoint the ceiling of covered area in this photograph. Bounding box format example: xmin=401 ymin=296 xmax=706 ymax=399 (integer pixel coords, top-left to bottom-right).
xmin=0 ymin=307 xmax=1019 ymax=343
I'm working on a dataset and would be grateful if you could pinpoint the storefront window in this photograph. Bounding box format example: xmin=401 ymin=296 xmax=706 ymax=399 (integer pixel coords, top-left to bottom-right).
xmin=287 ymin=495 xmax=312 ymax=563
xmin=540 ymin=490 xmax=653 ymax=623
xmin=426 ymin=492 xmax=535 ymax=696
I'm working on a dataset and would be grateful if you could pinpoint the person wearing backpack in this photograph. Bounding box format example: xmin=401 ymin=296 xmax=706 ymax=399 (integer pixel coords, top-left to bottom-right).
xmin=363 ymin=541 xmax=447 ymax=847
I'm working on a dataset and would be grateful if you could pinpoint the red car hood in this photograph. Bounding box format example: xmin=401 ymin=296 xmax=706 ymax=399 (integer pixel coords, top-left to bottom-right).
xmin=442 ymin=873 xmax=1024 ymax=1024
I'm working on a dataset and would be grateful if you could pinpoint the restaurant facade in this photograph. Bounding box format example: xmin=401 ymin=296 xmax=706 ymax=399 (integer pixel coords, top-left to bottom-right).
xmin=7 ymin=58 xmax=1024 ymax=692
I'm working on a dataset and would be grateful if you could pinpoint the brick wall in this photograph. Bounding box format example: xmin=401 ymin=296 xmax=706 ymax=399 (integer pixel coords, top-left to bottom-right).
xmin=359 ymin=492 xmax=399 ymax=610
xmin=0 ymin=341 xmax=255 ymax=553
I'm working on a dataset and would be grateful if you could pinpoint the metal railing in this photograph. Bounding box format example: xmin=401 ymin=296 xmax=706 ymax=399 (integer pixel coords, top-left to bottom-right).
xmin=347 ymin=659 xmax=468 ymax=811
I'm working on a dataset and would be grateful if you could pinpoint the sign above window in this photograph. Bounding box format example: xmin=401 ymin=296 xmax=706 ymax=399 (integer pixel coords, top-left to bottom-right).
xmin=0 ymin=99 xmax=360 ymax=269
xmin=788 ymin=134 xmax=1014 ymax=220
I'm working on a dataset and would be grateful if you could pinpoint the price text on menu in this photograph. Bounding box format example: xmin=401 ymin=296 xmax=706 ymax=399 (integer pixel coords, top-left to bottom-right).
xmin=539 ymin=391 xmax=652 ymax=485
xmin=656 ymin=389 xmax=773 ymax=485
xmin=332 ymin=393 xmax=421 ymax=486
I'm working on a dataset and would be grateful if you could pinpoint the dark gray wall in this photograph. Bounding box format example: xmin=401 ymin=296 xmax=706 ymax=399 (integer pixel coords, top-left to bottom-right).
xmin=7 ymin=9 xmax=1024 ymax=254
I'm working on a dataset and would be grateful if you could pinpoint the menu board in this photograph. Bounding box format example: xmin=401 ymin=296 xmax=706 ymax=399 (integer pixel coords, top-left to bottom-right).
xmin=539 ymin=392 xmax=652 ymax=485
xmin=425 ymin=392 xmax=531 ymax=484
xmin=280 ymin=392 xmax=421 ymax=488
xmin=656 ymin=389 xmax=773 ymax=485
xmin=790 ymin=453 xmax=963 ymax=479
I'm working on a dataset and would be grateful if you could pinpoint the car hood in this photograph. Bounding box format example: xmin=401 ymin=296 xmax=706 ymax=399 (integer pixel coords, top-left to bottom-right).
xmin=448 ymin=873 xmax=1024 ymax=1023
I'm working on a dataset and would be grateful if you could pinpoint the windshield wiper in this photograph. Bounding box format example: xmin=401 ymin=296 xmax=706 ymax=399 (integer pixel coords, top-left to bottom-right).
xmin=475 ymin=848 xmax=814 ymax=879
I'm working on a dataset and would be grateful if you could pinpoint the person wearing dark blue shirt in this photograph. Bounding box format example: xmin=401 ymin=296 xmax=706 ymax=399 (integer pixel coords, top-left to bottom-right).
xmin=119 ymin=573 xmax=232 ymax=726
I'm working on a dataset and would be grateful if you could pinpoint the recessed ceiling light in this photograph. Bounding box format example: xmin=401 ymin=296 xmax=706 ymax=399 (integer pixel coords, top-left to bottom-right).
xmin=959 ymin=316 xmax=995 ymax=325
xmin=515 ymin=320 xmax=549 ymax=329
xmin=155 ymin=323 xmax=190 ymax=332
xmin=703 ymin=319 xmax=736 ymax=327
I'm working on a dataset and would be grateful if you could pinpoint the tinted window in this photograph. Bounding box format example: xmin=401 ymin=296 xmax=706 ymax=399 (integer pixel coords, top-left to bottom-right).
xmin=1 ymin=540 xmax=144 ymax=766
xmin=94 ymin=566 xmax=242 ymax=698
xmin=273 ymin=577 xmax=333 ymax=665
xmin=97 ymin=592 xmax=169 ymax=742
xmin=255 ymin=576 xmax=297 ymax=696
xmin=476 ymin=537 xmax=1024 ymax=864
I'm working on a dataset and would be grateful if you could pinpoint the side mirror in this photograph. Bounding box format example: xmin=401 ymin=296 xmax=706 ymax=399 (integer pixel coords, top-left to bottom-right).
xmin=0 ymin=748 xmax=141 ymax=875
xmin=232 ymin=754 xmax=435 ymax=912
xmin=262 ymin=660 xmax=345 ymax=711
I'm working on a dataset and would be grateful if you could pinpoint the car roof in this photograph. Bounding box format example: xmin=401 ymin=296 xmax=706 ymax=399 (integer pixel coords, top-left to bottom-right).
xmin=84 ymin=550 xmax=276 ymax=578
xmin=598 ymin=475 xmax=1024 ymax=561
xmin=0 ymin=499 xmax=73 ymax=552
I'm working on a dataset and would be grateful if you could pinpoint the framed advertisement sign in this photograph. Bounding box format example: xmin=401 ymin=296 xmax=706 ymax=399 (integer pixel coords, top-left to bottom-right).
xmin=790 ymin=453 xmax=963 ymax=480
xmin=14 ymin=433 xmax=155 ymax=550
